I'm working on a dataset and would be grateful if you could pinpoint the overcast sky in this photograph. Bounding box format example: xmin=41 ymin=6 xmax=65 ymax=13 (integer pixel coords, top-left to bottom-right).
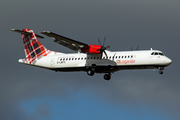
xmin=1 ymin=0 xmax=180 ymax=120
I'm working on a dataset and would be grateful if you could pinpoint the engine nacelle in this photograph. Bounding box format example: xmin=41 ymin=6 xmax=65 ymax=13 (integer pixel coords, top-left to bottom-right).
xmin=82 ymin=45 xmax=101 ymax=53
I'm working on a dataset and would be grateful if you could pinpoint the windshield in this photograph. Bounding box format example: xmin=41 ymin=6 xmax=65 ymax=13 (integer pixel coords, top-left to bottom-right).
xmin=151 ymin=52 xmax=165 ymax=56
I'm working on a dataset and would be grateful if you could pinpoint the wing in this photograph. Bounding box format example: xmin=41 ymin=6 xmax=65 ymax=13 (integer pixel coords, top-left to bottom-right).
xmin=41 ymin=31 xmax=89 ymax=53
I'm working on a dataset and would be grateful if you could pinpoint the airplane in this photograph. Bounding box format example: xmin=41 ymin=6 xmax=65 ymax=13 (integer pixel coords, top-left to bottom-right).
xmin=11 ymin=28 xmax=172 ymax=80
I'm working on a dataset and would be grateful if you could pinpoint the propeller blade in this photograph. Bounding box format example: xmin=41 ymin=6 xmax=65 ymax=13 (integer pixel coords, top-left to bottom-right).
xmin=105 ymin=45 xmax=110 ymax=49
xmin=103 ymin=51 xmax=108 ymax=59
xmin=98 ymin=38 xmax=102 ymax=46
xmin=100 ymin=51 xmax=103 ymax=59
xmin=137 ymin=46 xmax=139 ymax=50
xmin=103 ymin=36 xmax=106 ymax=47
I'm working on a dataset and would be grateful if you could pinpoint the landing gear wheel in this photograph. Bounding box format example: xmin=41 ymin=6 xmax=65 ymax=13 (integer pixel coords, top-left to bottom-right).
xmin=104 ymin=74 xmax=111 ymax=80
xmin=87 ymin=70 xmax=94 ymax=76
xmin=158 ymin=70 xmax=163 ymax=74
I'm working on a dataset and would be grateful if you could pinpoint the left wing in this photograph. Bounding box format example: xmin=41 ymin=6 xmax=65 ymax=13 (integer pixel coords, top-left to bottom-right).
xmin=41 ymin=31 xmax=89 ymax=53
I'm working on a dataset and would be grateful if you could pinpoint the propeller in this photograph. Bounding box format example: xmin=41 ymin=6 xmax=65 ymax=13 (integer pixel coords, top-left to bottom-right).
xmin=97 ymin=36 xmax=110 ymax=59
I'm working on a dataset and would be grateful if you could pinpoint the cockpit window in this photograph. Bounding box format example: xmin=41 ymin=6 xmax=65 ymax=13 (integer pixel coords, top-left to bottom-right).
xmin=151 ymin=52 xmax=154 ymax=55
xmin=154 ymin=52 xmax=158 ymax=55
xmin=151 ymin=52 xmax=165 ymax=56
xmin=159 ymin=53 xmax=164 ymax=56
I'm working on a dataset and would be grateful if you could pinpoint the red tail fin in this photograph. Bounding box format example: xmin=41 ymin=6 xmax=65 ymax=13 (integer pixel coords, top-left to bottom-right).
xmin=11 ymin=29 xmax=50 ymax=62
xmin=21 ymin=29 xmax=48 ymax=61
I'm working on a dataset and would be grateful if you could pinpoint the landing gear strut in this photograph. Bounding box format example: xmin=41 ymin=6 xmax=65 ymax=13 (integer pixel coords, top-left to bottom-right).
xmin=158 ymin=67 xmax=164 ymax=75
xmin=104 ymin=73 xmax=111 ymax=80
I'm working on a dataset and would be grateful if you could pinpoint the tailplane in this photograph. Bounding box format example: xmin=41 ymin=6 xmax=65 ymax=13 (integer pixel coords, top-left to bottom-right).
xmin=11 ymin=29 xmax=50 ymax=63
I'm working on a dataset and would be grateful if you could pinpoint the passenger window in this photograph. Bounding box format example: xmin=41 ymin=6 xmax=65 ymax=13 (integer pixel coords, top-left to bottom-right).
xmin=122 ymin=56 xmax=123 ymax=58
xmin=131 ymin=55 xmax=133 ymax=58
xmin=128 ymin=56 xmax=130 ymax=58
xmin=72 ymin=58 xmax=74 ymax=60
xmin=78 ymin=58 xmax=80 ymax=60
xmin=119 ymin=56 xmax=120 ymax=58
xmin=151 ymin=52 xmax=154 ymax=55
xmin=75 ymin=58 xmax=77 ymax=60
xmin=81 ymin=58 xmax=83 ymax=60
xmin=69 ymin=58 xmax=71 ymax=60
xmin=125 ymin=56 xmax=126 ymax=58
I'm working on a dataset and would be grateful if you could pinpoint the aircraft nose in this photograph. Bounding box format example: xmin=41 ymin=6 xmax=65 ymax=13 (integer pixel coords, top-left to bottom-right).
xmin=165 ymin=57 xmax=172 ymax=65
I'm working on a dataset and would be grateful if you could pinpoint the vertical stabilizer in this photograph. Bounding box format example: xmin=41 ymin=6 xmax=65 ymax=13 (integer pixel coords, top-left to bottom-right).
xmin=11 ymin=29 xmax=51 ymax=63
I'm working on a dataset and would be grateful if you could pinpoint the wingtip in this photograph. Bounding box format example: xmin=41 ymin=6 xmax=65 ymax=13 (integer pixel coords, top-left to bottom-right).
xmin=10 ymin=29 xmax=16 ymax=31
xmin=41 ymin=31 xmax=51 ymax=33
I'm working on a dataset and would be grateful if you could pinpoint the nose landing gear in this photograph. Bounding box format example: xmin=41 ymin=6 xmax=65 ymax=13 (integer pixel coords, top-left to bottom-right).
xmin=158 ymin=67 xmax=164 ymax=75
xmin=158 ymin=70 xmax=163 ymax=74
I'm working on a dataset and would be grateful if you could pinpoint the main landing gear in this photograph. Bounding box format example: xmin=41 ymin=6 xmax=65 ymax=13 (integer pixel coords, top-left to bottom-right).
xmin=87 ymin=69 xmax=94 ymax=76
xmin=104 ymin=73 xmax=111 ymax=81
xmin=87 ymin=69 xmax=111 ymax=80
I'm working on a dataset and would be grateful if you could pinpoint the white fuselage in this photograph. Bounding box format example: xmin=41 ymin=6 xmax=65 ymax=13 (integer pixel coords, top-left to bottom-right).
xmin=19 ymin=50 xmax=172 ymax=73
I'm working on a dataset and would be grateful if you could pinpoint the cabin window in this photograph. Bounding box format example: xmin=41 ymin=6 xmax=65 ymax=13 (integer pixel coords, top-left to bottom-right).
xmin=66 ymin=58 xmax=68 ymax=60
xmin=84 ymin=57 xmax=87 ymax=60
xmin=119 ymin=56 xmax=120 ymax=58
xmin=125 ymin=56 xmax=127 ymax=58
xmin=122 ymin=56 xmax=123 ymax=58
xmin=69 ymin=58 xmax=71 ymax=60
xmin=91 ymin=57 xmax=93 ymax=59
xmin=128 ymin=56 xmax=130 ymax=58
xmin=75 ymin=58 xmax=77 ymax=60
xmin=81 ymin=58 xmax=83 ymax=60
xmin=115 ymin=56 xmax=117 ymax=59
xmin=72 ymin=58 xmax=74 ymax=60
xmin=78 ymin=58 xmax=80 ymax=60
xmin=131 ymin=55 xmax=133 ymax=58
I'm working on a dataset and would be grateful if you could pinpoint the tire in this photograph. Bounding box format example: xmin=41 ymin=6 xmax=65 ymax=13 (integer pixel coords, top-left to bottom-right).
xmin=104 ymin=74 xmax=111 ymax=80
xmin=87 ymin=70 xmax=94 ymax=76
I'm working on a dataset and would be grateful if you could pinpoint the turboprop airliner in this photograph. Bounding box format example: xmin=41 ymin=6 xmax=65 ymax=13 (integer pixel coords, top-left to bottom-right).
xmin=11 ymin=29 xmax=172 ymax=80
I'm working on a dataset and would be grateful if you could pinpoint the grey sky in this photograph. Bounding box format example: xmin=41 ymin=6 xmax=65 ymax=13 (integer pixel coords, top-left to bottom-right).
xmin=1 ymin=0 xmax=180 ymax=119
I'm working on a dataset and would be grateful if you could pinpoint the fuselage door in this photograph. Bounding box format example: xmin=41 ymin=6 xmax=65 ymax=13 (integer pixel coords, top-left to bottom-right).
xmin=50 ymin=58 xmax=55 ymax=67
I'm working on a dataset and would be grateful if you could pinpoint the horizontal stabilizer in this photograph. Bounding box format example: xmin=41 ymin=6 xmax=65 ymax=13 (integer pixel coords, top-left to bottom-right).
xmin=10 ymin=29 xmax=44 ymax=38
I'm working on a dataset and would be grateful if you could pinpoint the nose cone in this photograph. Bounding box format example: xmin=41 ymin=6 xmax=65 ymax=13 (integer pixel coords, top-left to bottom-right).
xmin=165 ymin=57 xmax=172 ymax=66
